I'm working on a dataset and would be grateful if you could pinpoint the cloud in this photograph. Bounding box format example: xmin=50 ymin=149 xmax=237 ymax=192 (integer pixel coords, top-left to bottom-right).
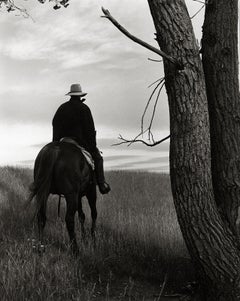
xmin=0 ymin=0 xmax=205 ymax=65
xmin=0 ymin=0 xmax=175 ymax=170
xmin=0 ymin=0 xmax=152 ymax=73
xmin=105 ymin=156 xmax=169 ymax=172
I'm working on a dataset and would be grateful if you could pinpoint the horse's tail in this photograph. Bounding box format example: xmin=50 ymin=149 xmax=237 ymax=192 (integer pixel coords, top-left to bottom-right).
xmin=29 ymin=144 xmax=60 ymax=217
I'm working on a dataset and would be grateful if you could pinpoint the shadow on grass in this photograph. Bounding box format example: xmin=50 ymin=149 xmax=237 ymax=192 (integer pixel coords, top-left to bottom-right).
xmin=0 ymin=167 xmax=196 ymax=298
xmin=78 ymin=223 xmax=195 ymax=293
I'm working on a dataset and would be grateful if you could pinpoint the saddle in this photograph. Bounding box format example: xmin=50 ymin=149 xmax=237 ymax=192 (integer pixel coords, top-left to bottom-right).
xmin=60 ymin=137 xmax=95 ymax=170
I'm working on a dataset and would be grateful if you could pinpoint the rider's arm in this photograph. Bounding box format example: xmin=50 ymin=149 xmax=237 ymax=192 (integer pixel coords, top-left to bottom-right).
xmin=82 ymin=105 xmax=97 ymax=152
xmin=52 ymin=107 xmax=63 ymax=142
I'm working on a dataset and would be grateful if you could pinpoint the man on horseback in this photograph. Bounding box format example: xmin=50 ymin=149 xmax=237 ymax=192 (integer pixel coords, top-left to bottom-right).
xmin=52 ymin=83 xmax=111 ymax=194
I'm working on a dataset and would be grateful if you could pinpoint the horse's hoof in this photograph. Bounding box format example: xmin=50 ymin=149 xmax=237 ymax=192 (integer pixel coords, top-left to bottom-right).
xmin=32 ymin=243 xmax=46 ymax=255
xmin=32 ymin=245 xmax=37 ymax=253
xmin=38 ymin=244 xmax=46 ymax=254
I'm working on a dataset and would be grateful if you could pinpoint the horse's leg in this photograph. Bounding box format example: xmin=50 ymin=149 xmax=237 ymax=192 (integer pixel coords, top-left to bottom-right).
xmin=86 ymin=185 xmax=97 ymax=239
xmin=65 ymin=193 xmax=78 ymax=255
xmin=37 ymin=199 xmax=47 ymax=244
xmin=77 ymin=196 xmax=86 ymax=240
xmin=36 ymin=197 xmax=47 ymax=254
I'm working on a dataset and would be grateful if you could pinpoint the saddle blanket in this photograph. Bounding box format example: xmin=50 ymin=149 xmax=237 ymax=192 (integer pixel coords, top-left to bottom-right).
xmin=60 ymin=137 xmax=95 ymax=170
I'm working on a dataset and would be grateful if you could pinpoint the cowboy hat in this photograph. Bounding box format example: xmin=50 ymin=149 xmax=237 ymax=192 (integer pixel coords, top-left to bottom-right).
xmin=66 ymin=83 xmax=87 ymax=96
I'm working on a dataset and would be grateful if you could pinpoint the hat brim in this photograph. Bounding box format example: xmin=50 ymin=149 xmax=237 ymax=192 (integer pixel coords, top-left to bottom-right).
xmin=66 ymin=92 xmax=87 ymax=96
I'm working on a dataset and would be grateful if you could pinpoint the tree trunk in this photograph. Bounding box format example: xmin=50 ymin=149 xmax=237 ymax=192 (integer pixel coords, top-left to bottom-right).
xmin=202 ymin=0 xmax=240 ymax=235
xmin=147 ymin=0 xmax=240 ymax=299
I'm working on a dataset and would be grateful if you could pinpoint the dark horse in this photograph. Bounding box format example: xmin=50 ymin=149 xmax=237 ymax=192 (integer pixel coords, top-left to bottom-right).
xmin=29 ymin=141 xmax=97 ymax=254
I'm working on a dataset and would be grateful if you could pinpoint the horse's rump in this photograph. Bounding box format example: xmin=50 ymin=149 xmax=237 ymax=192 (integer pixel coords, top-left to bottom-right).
xmin=53 ymin=142 xmax=92 ymax=195
xmin=31 ymin=142 xmax=60 ymax=198
xmin=31 ymin=141 xmax=92 ymax=197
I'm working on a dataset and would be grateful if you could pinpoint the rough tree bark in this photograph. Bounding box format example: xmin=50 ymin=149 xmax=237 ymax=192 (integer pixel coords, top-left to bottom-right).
xmin=202 ymin=0 xmax=240 ymax=235
xmin=147 ymin=0 xmax=240 ymax=300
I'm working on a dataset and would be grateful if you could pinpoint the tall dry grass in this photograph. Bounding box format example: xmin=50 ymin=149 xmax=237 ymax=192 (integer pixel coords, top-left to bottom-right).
xmin=0 ymin=167 xmax=193 ymax=300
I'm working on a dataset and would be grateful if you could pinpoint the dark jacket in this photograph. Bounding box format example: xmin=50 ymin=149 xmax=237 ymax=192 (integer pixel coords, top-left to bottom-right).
xmin=52 ymin=98 xmax=97 ymax=153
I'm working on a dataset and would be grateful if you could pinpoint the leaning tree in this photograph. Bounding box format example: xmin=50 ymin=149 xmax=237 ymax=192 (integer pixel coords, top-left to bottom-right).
xmin=102 ymin=1 xmax=240 ymax=300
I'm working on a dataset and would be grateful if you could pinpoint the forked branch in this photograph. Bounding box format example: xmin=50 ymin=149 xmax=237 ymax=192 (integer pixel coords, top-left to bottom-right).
xmin=112 ymin=77 xmax=169 ymax=148
xmin=113 ymin=134 xmax=170 ymax=147
xmin=101 ymin=7 xmax=182 ymax=68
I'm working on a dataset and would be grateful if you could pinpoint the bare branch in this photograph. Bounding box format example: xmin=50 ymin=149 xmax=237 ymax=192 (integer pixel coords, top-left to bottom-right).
xmin=101 ymin=7 xmax=170 ymax=148
xmin=148 ymin=131 xmax=155 ymax=144
xmin=101 ymin=7 xmax=182 ymax=68
xmin=148 ymin=81 xmax=165 ymax=139
xmin=113 ymin=75 xmax=166 ymax=148
xmin=112 ymin=78 xmax=166 ymax=148
xmin=130 ymin=129 xmax=150 ymax=146
xmin=148 ymin=78 xmax=163 ymax=88
xmin=141 ymin=79 xmax=164 ymax=134
xmin=141 ymin=77 xmax=165 ymax=142
xmin=112 ymin=134 xmax=170 ymax=147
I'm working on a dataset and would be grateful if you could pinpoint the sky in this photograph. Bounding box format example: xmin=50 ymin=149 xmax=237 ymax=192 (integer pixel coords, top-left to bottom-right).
xmin=0 ymin=0 xmax=206 ymax=172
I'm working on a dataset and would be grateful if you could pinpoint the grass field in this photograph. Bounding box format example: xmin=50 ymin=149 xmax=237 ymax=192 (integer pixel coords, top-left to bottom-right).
xmin=0 ymin=166 xmax=194 ymax=300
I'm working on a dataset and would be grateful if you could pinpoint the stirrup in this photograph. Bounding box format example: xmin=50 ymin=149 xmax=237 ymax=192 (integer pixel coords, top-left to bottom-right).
xmin=98 ymin=182 xmax=111 ymax=194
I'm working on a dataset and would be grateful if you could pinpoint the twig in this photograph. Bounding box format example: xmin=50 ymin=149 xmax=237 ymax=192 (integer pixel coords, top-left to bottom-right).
xmin=101 ymin=7 xmax=181 ymax=67
xmin=148 ymin=81 xmax=165 ymax=139
xmin=148 ymin=58 xmax=163 ymax=63
xmin=142 ymin=78 xmax=165 ymax=141
xmin=115 ymin=77 xmax=165 ymax=147
xmin=192 ymin=0 xmax=205 ymax=4
xmin=148 ymin=78 xmax=163 ymax=88
xmin=191 ymin=4 xmax=205 ymax=19
xmin=141 ymin=79 xmax=164 ymax=134
xmin=112 ymin=134 xmax=170 ymax=147
xmin=127 ymin=129 xmax=150 ymax=147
